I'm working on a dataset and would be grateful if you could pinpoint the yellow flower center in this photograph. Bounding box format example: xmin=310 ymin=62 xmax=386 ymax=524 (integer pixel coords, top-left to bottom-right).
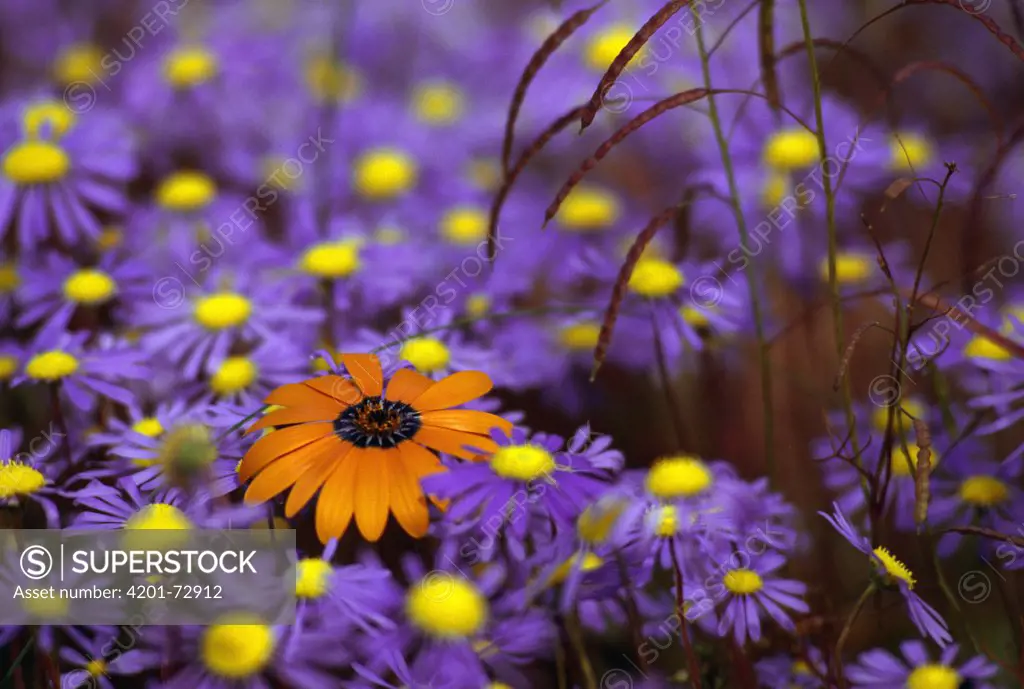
xmin=25 ymin=350 xmax=79 ymax=380
xmin=680 ymin=305 xmax=711 ymax=328
xmin=557 ymin=185 xmax=620 ymax=231
xmin=295 ymin=558 xmax=332 ymax=599
xmin=873 ymin=546 xmax=915 ymax=588
xmin=959 ymin=475 xmax=1009 ymax=507
xmin=399 ymin=337 xmax=451 ymax=373
xmin=653 ymin=505 xmax=678 ymax=537
xmin=210 ymin=357 xmax=258 ymax=396
xmin=820 ymin=253 xmax=873 ymax=284
xmin=23 ymin=594 xmax=68 ymax=619
xmin=53 ymin=43 xmax=104 ymax=85
xmin=584 ymin=24 xmax=642 ymax=72
xmin=193 ymin=292 xmax=252 ymax=330
xmin=439 ymin=206 xmax=488 ymax=245
xmin=763 ymin=128 xmax=820 ymax=170
xmin=124 ymin=503 xmax=193 ymax=531
xmin=132 ymin=417 xmax=164 ymax=437
xmin=628 ymin=258 xmax=683 ymax=298
xmin=163 ymin=46 xmax=218 ymax=88
xmin=62 ymin=269 xmax=116 ymax=305
xmin=156 ymin=424 xmax=218 ymax=477
xmin=97 ymin=227 xmax=123 ymax=251
xmin=466 ymin=157 xmax=501 ymax=191
xmin=871 ymin=398 xmax=927 ymax=432
xmin=489 ymin=444 xmax=556 ymax=481
xmin=3 ymin=140 xmax=70 ymax=184
xmin=0 ymin=355 xmax=17 ymax=380
xmin=156 ymin=171 xmax=217 ymax=212
xmin=200 ymin=616 xmax=275 ymax=679
xmin=23 ymin=102 xmax=75 ymax=139
xmin=412 ymin=81 xmax=465 ymax=125
xmin=85 ymin=659 xmax=107 ymax=677
xmin=298 ymin=240 xmax=361 ymax=279
xmin=466 ymin=293 xmax=490 ymax=318
xmin=0 ymin=462 xmax=46 ymax=499
xmin=964 ymin=335 xmax=1011 ymax=361
xmin=792 ymin=660 xmax=811 ymax=675
xmin=890 ymin=133 xmax=934 ymax=172
xmin=0 ymin=263 xmax=19 ymax=292
xmin=576 ymin=497 xmax=626 ymax=545
xmin=646 ymin=455 xmax=713 ymax=499
xmin=375 ymin=226 xmax=405 ymax=245
xmin=722 ymin=568 xmax=764 ymax=595
xmin=906 ymin=664 xmax=960 ymax=689
xmin=761 ymin=170 xmax=791 ymax=208
xmin=406 ymin=576 xmax=488 ymax=639
xmin=549 ymin=552 xmax=605 ymax=584
xmin=353 ymin=148 xmax=417 ymax=200
xmin=304 ymin=55 xmax=361 ymax=103
xmin=890 ymin=446 xmax=940 ymax=478
xmin=558 ymin=322 xmax=602 ymax=351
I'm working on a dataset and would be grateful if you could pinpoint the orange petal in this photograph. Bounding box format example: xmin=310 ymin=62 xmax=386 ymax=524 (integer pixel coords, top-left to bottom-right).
xmin=246 ymin=407 xmax=339 ymax=435
xmin=410 ymin=371 xmax=493 ymax=411
xmin=414 ymin=426 xmax=498 ymax=460
xmin=315 ymin=450 xmax=361 ymax=543
xmin=398 ymin=440 xmax=445 ymax=479
xmin=238 ymin=423 xmax=334 ymax=483
xmin=284 ymin=441 xmax=355 ymax=518
xmin=389 ymin=450 xmax=430 ymax=538
xmin=354 ymin=448 xmax=390 ymax=541
xmin=244 ymin=435 xmax=336 ymax=503
xmin=303 ymin=375 xmax=363 ymax=406
xmin=340 ymin=353 xmax=383 ymax=397
xmin=385 ymin=368 xmax=435 ymax=404
xmin=420 ymin=409 xmax=512 ymax=436
xmin=264 ymin=382 xmax=344 ymax=410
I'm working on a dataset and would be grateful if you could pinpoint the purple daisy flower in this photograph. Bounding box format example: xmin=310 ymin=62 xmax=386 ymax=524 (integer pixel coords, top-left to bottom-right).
xmin=188 ymin=338 xmax=307 ymax=409
xmin=119 ymin=615 xmax=353 ymax=689
xmin=280 ymin=204 xmax=428 ymax=314
xmin=928 ymin=446 xmax=1024 ymax=557
xmin=57 ymin=625 xmax=157 ymax=689
xmin=846 ymin=640 xmax=999 ymax=688
xmin=820 ymin=502 xmax=952 ymax=646
xmin=0 ymin=426 xmax=109 ymax=526
xmin=134 ymin=266 xmax=322 ymax=380
xmin=13 ymin=324 xmax=148 ymax=411
xmin=84 ymin=397 xmax=193 ymax=451
xmin=15 ymin=249 xmax=151 ymax=331
xmin=363 ymin=555 xmax=555 ymax=689
xmin=708 ymin=550 xmax=809 ymax=646
xmin=102 ymin=404 xmax=248 ymax=498
xmin=0 ymin=98 xmax=134 ymax=250
xmin=69 ymin=476 xmax=255 ymax=530
xmin=129 ymin=168 xmax=266 ymax=266
xmin=289 ymin=541 xmax=395 ymax=643
xmin=423 ymin=424 xmax=616 ymax=560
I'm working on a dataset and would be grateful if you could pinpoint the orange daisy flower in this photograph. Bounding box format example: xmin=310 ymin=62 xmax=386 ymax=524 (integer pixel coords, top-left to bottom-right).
xmin=237 ymin=353 xmax=512 ymax=543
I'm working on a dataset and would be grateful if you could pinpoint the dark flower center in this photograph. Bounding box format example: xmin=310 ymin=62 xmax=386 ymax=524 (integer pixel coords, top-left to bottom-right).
xmin=333 ymin=396 xmax=421 ymax=448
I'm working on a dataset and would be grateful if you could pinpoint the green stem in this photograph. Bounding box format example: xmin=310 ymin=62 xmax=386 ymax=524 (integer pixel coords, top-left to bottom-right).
xmin=834 ymin=584 xmax=874 ymax=688
xmin=693 ymin=9 xmax=776 ymax=486
xmin=796 ymin=0 xmax=866 ymax=502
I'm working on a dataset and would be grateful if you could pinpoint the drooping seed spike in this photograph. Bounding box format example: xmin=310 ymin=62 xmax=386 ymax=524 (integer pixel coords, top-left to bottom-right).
xmin=489 ymin=104 xmax=590 ymax=260
xmin=501 ymin=0 xmax=610 ymax=174
xmin=579 ymin=0 xmax=695 ymax=131
xmin=591 ymin=205 xmax=681 ymax=381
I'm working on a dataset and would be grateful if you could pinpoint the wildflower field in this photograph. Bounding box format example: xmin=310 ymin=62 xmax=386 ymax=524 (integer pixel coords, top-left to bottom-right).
xmin=4 ymin=0 xmax=1024 ymax=687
